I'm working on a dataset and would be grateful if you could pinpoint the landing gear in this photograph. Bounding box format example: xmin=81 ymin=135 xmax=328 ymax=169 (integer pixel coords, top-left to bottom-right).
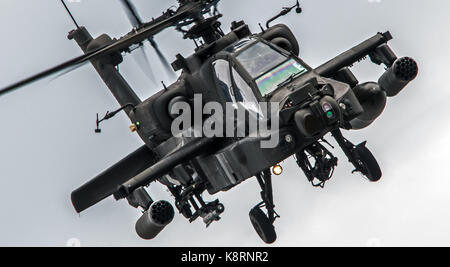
xmin=250 ymin=170 xmax=279 ymax=244
xmin=296 ymin=129 xmax=382 ymax=186
xmin=352 ymin=143 xmax=382 ymax=181
xmin=249 ymin=206 xmax=276 ymax=244
xmin=331 ymin=129 xmax=382 ymax=182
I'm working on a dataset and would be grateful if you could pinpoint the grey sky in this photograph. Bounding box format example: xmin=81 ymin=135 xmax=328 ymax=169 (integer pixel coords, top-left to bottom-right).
xmin=0 ymin=0 xmax=449 ymax=246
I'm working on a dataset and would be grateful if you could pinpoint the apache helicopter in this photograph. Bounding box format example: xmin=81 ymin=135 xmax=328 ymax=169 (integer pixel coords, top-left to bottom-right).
xmin=0 ymin=0 xmax=418 ymax=244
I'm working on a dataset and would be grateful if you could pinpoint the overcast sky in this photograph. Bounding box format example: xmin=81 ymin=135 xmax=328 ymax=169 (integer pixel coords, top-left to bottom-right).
xmin=0 ymin=0 xmax=449 ymax=247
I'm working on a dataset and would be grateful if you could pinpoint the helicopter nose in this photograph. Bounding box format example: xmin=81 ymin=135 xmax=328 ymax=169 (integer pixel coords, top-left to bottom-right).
xmin=295 ymin=108 xmax=321 ymax=137
xmin=294 ymin=96 xmax=340 ymax=138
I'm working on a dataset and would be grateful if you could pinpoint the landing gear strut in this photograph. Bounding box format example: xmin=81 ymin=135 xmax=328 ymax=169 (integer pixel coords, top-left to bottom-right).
xmin=331 ymin=129 xmax=382 ymax=182
xmin=296 ymin=129 xmax=382 ymax=186
xmin=250 ymin=169 xmax=279 ymax=244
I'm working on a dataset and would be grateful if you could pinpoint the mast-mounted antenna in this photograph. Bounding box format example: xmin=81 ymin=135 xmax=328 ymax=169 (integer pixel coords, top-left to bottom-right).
xmin=60 ymin=0 xmax=80 ymax=29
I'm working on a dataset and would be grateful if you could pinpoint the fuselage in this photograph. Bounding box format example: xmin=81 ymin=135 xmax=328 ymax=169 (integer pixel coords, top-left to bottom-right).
xmin=127 ymin=24 xmax=364 ymax=194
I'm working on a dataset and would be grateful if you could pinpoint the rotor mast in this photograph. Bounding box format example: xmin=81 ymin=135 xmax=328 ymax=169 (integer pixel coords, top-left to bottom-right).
xmin=68 ymin=27 xmax=141 ymax=115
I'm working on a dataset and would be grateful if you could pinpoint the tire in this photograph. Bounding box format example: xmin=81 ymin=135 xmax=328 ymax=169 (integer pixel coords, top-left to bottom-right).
xmin=249 ymin=207 xmax=277 ymax=244
xmin=354 ymin=145 xmax=382 ymax=182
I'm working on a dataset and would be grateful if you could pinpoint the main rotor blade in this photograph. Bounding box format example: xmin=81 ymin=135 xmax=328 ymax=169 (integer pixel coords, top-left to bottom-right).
xmin=0 ymin=54 xmax=90 ymax=96
xmin=0 ymin=4 xmax=196 ymax=96
xmin=49 ymin=60 xmax=90 ymax=82
xmin=120 ymin=0 xmax=143 ymax=27
xmin=134 ymin=45 xmax=157 ymax=84
xmin=120 ymin=0 xmax=175 ymax=79
xmin=149 ymin=38 xmax=176 ymax=79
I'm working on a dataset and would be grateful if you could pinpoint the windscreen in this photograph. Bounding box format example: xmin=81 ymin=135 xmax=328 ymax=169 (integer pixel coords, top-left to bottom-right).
xmin=255 ymin=58 xmax=307 ymax=96
xmin=235 ymin=41 xmax=308 ymax=97
xmin=236 ymin=42 xmax=287 ymax=78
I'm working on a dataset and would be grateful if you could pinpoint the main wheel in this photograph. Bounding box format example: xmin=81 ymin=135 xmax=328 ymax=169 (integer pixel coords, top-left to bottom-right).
xmin=354 ymin=144 xmax=382 ymax=182
xmin=249 ymin=207 xmax=277 ymax=244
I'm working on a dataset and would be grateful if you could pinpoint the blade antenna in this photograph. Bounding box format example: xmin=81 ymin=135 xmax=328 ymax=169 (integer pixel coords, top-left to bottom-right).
xmin=60 ymin=0 xmax=80 ymax=29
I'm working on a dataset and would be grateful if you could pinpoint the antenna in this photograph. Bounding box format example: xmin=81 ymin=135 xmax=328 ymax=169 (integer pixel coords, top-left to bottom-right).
xmin=60 ymin=0 xmax=80 ymax=29
xmin=266 ymin=0 xmax=302 ymax=28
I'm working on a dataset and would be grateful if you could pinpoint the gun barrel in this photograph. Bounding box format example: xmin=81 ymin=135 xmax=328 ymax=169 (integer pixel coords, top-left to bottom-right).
xmin=315 ymin=32 xmax=393 ymax=77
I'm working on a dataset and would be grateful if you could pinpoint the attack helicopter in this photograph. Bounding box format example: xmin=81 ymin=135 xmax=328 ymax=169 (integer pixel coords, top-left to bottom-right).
xmin=0 ymin=0 xmax=418 ymax=244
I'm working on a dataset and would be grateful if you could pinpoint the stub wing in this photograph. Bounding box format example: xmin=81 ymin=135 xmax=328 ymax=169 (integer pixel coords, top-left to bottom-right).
xmin=71 ymin=145 xmax=156 ymax=213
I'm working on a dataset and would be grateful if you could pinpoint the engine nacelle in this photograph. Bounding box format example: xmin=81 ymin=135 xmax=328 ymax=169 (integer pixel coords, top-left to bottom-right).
xmin=135 ymin=200 xmax=175 ymax=240
xmin=349 ymin=82 xmax=387 ymax=130
xmin=261 ymin=24 xmax=300 ymax=56
xmin=378 ymin=57 xmax=418 ymax=97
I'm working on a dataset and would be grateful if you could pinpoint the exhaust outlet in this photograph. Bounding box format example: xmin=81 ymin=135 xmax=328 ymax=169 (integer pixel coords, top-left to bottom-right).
xmin=378 ymin=57 xmax=418 ymax=97
xmin=135 ymin=200 xmax=175 ymax=240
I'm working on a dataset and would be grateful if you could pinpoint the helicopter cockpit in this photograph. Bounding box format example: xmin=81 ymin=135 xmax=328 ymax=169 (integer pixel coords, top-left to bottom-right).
xmin=211 ymin=37 xmax=312 ymax=124
xmin=234 ymin=39 xmax=309 ymax=97
xmin=214 ymin=38 xmax=310 ymax=101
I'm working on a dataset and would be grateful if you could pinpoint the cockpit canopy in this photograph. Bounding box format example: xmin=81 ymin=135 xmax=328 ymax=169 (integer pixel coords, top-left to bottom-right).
xmin=216 ymin=38 xmax=309 ymax=101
